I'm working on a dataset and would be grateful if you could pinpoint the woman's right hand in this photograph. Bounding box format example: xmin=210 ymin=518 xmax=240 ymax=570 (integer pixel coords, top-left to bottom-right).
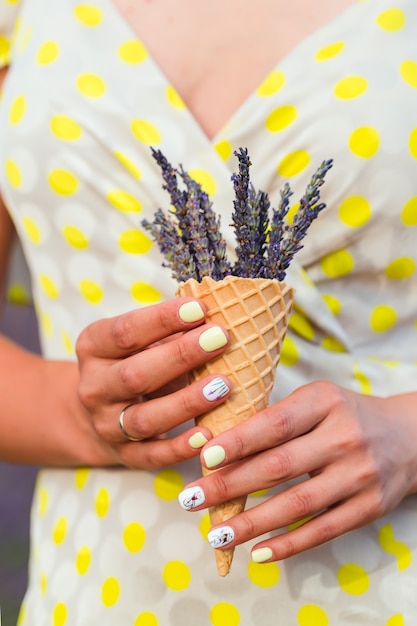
xmin=75 ymin=298 xmax=231 ymax=469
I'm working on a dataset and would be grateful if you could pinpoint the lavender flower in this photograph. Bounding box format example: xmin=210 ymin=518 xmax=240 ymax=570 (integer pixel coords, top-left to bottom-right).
xmin=141 ymin=148 xmax=333 ymax=283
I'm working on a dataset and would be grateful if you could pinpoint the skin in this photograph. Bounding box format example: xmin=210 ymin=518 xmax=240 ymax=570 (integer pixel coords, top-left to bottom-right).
xmin=1 ymin=0 xmax=416 ymax=562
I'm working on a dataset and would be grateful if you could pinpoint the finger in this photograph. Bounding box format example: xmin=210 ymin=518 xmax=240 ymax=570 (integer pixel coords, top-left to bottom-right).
xmin=117 ymin=375 xmax=232 ymax=442
xmin=76 ymin=298 xmax=207 ymax=359
xmin=102 ymin=324 xmax=229 ymax=401
xmin=199 ymin=381 xmax=347 ymax=470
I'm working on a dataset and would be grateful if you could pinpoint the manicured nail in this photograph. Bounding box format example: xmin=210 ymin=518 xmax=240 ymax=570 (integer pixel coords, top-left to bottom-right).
xmin=202 ymin=377 xmax=230 ymax=402
xmin=179 ymin=301 xmax=205 ymax=323
xmin=188 ymin=432 xmax=209 ymax=449
xmin=208 ymin=525 xmax=235 ymax=548
xmin=203 ymin=445 xmax=226 ymax=469
xmin=178 ymin=486 xmax=206 ymax=510
xmin=251 ymin=547 xmax=273 ymax=563
xmin=198 ymin=327 xmax=227 ymax=352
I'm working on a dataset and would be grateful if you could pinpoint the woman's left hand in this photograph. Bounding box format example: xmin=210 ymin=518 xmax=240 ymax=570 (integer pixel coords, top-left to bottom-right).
xmin=178 ymin=381 xmax=417 ymax=562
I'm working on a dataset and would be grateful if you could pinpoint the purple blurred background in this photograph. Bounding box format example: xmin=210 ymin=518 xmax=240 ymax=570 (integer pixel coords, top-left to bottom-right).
xmin=0 ymin=304 xmax=40 ymax=626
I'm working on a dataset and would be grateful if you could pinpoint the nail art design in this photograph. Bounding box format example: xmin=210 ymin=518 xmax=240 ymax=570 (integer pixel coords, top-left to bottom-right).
xmin=208 ymin=525 xmax=235 ymax=548
xmin=178 ymin=486 xmax=206 ymax=510
xmin=198 ymin=326 xmax=228 ymax=352
xmin=202 ymin=377 xmax=230 ymax=402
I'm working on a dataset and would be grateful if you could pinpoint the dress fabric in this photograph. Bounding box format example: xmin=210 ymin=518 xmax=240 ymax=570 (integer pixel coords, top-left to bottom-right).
xmin=1 ymin=0 xmax=417 ymax=624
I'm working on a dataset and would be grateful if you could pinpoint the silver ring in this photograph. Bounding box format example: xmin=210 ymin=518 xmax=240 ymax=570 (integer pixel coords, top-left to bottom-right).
xmin=118 ymin=404 xmax=140 ymax=442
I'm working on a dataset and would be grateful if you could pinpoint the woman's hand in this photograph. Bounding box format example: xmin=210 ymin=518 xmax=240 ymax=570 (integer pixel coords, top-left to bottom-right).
xmin=76 ymin=298 xmax=231 ymax=469
xmin=178 ymin=381 xmax=417 ymax=561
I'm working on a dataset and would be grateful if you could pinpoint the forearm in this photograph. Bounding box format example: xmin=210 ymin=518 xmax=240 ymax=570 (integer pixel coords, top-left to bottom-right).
xmin=0 ymin=334 xmax=116 ymax=466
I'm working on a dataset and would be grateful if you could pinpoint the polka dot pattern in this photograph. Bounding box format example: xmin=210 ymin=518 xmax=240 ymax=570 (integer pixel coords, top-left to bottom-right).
xmin=1 ymin=0 xmax=417 ymax=624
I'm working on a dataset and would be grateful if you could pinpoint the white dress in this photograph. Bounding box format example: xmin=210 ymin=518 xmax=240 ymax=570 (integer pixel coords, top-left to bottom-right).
xmin=1 ymin=0 xmax=417 ymax=624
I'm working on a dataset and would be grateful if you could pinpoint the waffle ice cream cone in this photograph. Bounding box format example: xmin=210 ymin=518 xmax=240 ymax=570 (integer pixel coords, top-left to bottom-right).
xmin=177 ymin=275 xmax=294 ymax=575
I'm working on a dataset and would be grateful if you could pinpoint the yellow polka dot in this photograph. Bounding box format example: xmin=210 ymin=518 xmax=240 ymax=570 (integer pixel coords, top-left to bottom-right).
xmin=400 ymin=60 xmax=417 ymax=89
xmin=131 ymin=282 xmax=162 ymax=304
xmin=401 ymin=197 xmax=417 ymax=226
xmin=114 ymin=151 xmax=142 ymax=179
xmin=214 ymin=140 xmax=233 ymax=161
xmin=131 ymin=119 xmax=161 ymax=144
xmin=188 ymin=168 xmax=217 ymax=196
xmin=257 ymin=70 xmax=286 ymax=96
xmin=40 ymin=311 xmax=53 ymax=338
xmin=107 ymin=190 xmax=142 ymax=213
xmin=247 ymin=560 xmax=280 ymax=588
xmin=277 ymin=149 xmax=310 ymax=177
xmin=123 ymin=522 xmax=146 ymax=553
xmin=101 ymin=577 xmax=120 ymax=607
xmin=62 ymin=225 xmax=89 ymax=249
xmin=40 ymin=274 xmax=59 ymax=299
xmin=409 ymin=128 xmax=417 ymax=159
xmin=74 ymin=4 xmax=103 ymax=25
xmin=5 ymin=159 xmax=22 ymax=188
xmin=51 ymin=115 xmax=82 ymax=141
xmin=322 ymin=293 xmax=342 ymax=315
xmin=337 ymin=563 xmax=370 ymax=595
xmin=163 ymin=560 xmax=191 ymax=591
xmin=36 ymin=41 xmax=59 ymax=65
xmin=315 ymin=41 xmax=345 ymax=61
xmin=266 ymin=105 xmax=297 ymax=133
xmin=280 ymin=335 xmax=299 ymax=367
xmin=321 ymin=336 xmax=346 ymax=352
xmin=16 ymin=603 xmax=26 ymax=626
xmin=349 ymin=126 xmax=380 ymax=158
xmin=320 ymin=249 xmax=354 ymax=277
xmin=9 ymin=94 xmax=26 ymax=124
xmin=378 ymin=524 xmax=412 ymax=571
xmin=370 ymin=304 xmax=397 ymax=333
xmin=48 ymin=169 xmax=78 ymax=195
xmin=38 ymin=487 xmax=49 ymax=515
xmin=61 ymin=330 xmax=74 ymax=355
xmin=119 ymin=229 xmax=152 ymax=254
xmin=334 ymin=76 xmax=368 ymax=99
xmin=22 ymin=216 xmax=42 ymax=244
xmin=76 ymin=546 xmax=91 ymax=575
xmin=40 ymin=571 xmax=47 ymax=596
xmin=338 ymin=195 xmax=371 ymax=227
xmin=0 ymin=35 xmax=10 ymax=66
xmin=385 ymin=257 xmax=415 ymax=280
xmin=297 ymin=604 xmax=329 ymax=626
xmin=18 ymin=26 xmax=33 ymax=54
xmin=52 ymin=602 xmax=67 ymax=626
xmin=154 ymin=469 xmax=184 ymax=501
xmin=210 ymin=602 xmax=240 ymax=626
xmin=7 ymin=282 xmax=30 ymax=305
xmin=285 ymin=201 xmax=299 ymax=225
xmin=95 ymin=487 xmax=110 ymax=517
xmin=74 ymin=467 xmax=89 ymax=489
xmin=353 ymin=362 xmax=372 ymax=395
xmin=79 ymin=279 xmax=103 ymax=304
xmin=134 ymin=612 xmax=159 ymax=626
xmin=118 ymin=40 xmax=148 ymax=64
xmin=386 ymin=615 xmax=405 ymax=626
xmin=376 ymin=8 xmax=406 ymax=31
xmin=288 ymin=311 xmax=315 ymax=341
xmin=166 ymin=84 xmax=186 ymax=109
xmin=76 ymin=73 xmax=106 ymax=98
xmin=199 ymin=513 xmax=211 ymax=540
xmin=52 ymin=517 xmax=67 ymax=545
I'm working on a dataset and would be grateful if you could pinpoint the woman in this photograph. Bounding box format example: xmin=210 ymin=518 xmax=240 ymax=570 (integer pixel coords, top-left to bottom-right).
xmin=1 ymin=0 xmax=416 ymax=623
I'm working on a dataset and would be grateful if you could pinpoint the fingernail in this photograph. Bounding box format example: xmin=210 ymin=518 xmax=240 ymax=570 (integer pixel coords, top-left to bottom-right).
xmin=208 ymin=525 xmax=235 ymax=548
xmin=179 ymin=301 xmax=205 ymax=323
xmin=203 ymin=444 xmax=226 ymax=469
xmin=178 ymin=486 xmax=206 ymax=510
xmin=202 ymin=377 xmax=230 ymax=402
xmin=251 ymin=547 xmax=273 ymax=563
xmin=198 ymin=327 xmax=227 ymax=352
xmin=188 ymin=432 xmax=209 ymax=449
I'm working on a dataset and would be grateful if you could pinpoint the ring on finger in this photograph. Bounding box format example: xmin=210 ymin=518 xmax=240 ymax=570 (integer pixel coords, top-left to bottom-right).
xmin=118 ymin=404 xmax=141 ymax=442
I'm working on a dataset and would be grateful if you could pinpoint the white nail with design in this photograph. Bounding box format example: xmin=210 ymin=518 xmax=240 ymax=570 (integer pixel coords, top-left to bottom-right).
xmin=178 ymin=486 xmax=206 ymax=510
xmin=202 ymin=377 xmax=230 ymax=402
xmin=208 ymin=525 xmax=235 ymax=548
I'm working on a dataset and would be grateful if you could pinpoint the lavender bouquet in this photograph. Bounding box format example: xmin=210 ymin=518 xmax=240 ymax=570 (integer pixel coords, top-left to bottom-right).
xmin=142 ymin=148 xmax=332 ymax=576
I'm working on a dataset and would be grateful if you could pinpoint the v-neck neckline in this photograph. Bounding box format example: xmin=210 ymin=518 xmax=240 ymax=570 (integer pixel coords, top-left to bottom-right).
xmin=106 ymin=0 xmax=360 ymax=144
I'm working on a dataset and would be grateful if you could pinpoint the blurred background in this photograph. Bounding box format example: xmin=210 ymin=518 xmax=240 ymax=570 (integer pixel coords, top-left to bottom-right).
xmin=0 ymin=301 xmax=39 ymax=626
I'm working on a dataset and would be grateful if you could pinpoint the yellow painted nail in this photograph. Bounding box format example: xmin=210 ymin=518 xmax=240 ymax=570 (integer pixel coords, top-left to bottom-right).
xmin=179 ymin=301 xmax=205 ymax=323
xmin=188 ymin=432 xmax=209 ymax=449
xmin=198 ymin=327 xmax=227 ymax=352
xmin=251 ymin=547 xmax=273 ymax=563
xmin=203 ymin=445 xmax=226 ymax=469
